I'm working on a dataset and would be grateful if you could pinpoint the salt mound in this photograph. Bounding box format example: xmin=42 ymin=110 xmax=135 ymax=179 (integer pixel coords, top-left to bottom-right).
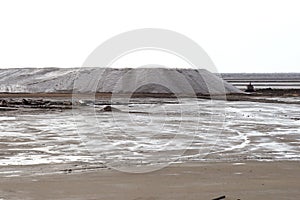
xmin=0 ymin=68 xmax=241 ymax=95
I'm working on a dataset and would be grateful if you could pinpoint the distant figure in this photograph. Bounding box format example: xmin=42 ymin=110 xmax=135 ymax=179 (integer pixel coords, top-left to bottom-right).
xmin=245 ymin=82 xmax=255 ymax=92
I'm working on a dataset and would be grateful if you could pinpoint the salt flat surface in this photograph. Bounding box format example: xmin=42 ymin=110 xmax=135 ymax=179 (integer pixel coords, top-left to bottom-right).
xmin=0 ymin=98 xmax=299 ymax=170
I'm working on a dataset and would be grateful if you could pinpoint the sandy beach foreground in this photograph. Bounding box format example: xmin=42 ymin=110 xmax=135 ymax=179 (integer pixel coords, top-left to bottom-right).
xmin=0 ymin=161 xmax=299 ymax=200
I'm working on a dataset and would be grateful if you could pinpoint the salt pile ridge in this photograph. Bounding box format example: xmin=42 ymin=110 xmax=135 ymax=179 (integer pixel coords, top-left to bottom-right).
xmin=0 ymin=68 xmax=241 ymax=95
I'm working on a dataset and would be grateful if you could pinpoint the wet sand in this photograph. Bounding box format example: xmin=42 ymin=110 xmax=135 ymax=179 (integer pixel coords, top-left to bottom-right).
xmin=0 ymin=161 xmax=299 ymax=200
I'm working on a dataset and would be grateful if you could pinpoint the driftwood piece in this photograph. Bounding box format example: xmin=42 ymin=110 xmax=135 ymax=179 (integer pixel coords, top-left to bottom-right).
xmin=212 ymin=195 xmax=226 ymax=200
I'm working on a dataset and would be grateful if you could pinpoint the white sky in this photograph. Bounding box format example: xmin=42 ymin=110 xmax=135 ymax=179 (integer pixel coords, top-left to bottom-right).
xmin=0 ymin=0 xmax=299 ymax=73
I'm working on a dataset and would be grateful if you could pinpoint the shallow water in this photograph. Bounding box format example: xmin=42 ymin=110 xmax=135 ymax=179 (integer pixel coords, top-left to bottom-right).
xmin=0 ymin=98 xmax=299 ymax=168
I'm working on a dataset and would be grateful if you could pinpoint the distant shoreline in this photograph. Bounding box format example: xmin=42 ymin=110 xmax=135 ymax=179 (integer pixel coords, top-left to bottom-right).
xmin=0 ymin=89 xmax=300 ymax=108
xmin=0 ymin=88 xmax=299 ymax=97
xmin=221 ymin=73 xmax=300 ymax=89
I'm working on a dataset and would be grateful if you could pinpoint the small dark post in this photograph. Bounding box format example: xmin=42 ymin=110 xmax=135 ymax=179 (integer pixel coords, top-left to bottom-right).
xmin=0 ymin=99 xmax=7 ymax=107
xmin=245 ymin=81 xmax=255 ymax=92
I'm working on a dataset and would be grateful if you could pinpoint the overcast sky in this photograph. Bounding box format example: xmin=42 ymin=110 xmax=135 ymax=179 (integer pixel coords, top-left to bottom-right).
xmin=0 ymin=0 xmax=299 ymax=73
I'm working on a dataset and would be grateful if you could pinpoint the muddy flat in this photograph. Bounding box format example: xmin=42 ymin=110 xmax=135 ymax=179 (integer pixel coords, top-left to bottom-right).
xmin=0 ymin=95 xmax=299 ymax=199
